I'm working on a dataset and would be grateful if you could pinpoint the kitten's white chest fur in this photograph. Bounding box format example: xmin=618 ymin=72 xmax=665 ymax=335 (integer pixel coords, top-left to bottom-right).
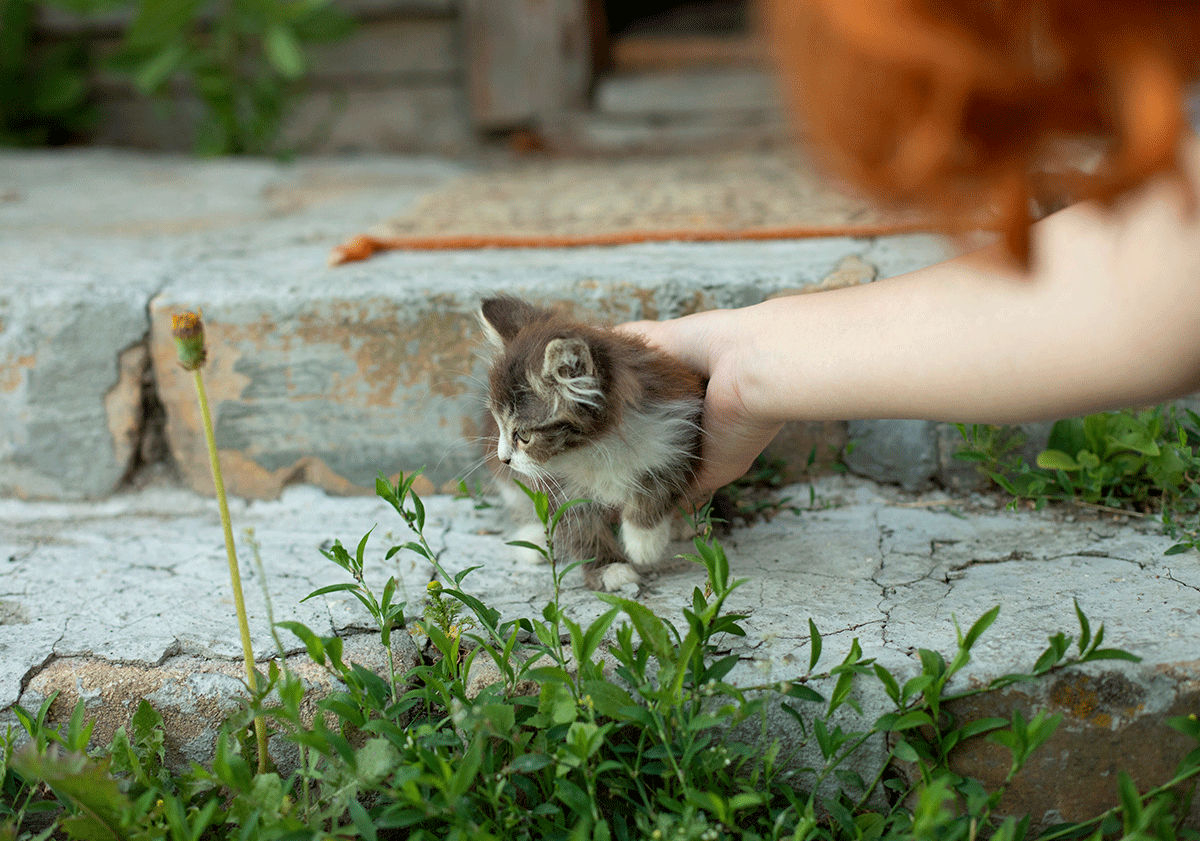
xmin=548 ymin=399 xmax=701 ymax=507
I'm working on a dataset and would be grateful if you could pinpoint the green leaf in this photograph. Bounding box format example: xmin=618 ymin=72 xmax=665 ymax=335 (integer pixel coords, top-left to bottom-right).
xmin=411 ymin=492 xmax=426 ymax=532
xmin=1047 ymin=418 xmax=1088 ymax=461
xmin=957 ymin=716 xmax=1009 ymax=740
xmin=354 ymin=525 xmax=374 ymax=569
xmin=1073 ymin=599 xmax=1091 ymax=653
xmin=901 ymin=674 xmax=934 ymax=702
xmin=264 ymin=25 xmax=305 ymax=78
xmin=784 ymin=682 xmax=824 ymax=704
xmin=578 ymin=607 xmax=619 ymax=663
xmin=506 ymin=540 xmax=548 ymax=557
xmin=890 ymin=711 xmax=934 ymax=731
xmin=1117 ymin=772 xmax=1143 ymax=827
xmin=299 ymin=582 xmax=359 ymax=602
xmin=509 ymin=753 xmax=554 ymax=773
xmin=960 ymin=605 xmax=1000 ymax=651
xmin=808 ymin=618 xmax=822 ymax=671
xmin=892 ymin=739 xmax=919 ymax=762
xmin=13 ymin=745 xmax=131 ymax=840
xmin=388 ymin=540 xmax=430 ymax=560
xmin=581 ymin=680 xmax=636 ymax=720
xmin=132 ymin=41 xmax=187 ymax=93
xmin=1036 ymin=449 xmax=1080 ymax=471
xmin=348 ymin=799 xmax=378 ymax=841
xmin=1081 ymin=648 xmax=1141 ymax=664
xmin=555 ymin=778 xmax=590 ymax=816
xmin=598 ymin=595 xmax=672 ymax=661
xmin=276 ymin=621 xmax=326 ymax=662
xmin=1166 ymin=714 xmax=1200 ymax=741
xmin=827 ymin=671 xmax=855 ymax=716
xmin=549 ymin=498 xmax=590 ymax=537
xmin=355 ymin=737 xmax=399 ymax=786
xmin=873 ymin=664 xmax=901 ymax=704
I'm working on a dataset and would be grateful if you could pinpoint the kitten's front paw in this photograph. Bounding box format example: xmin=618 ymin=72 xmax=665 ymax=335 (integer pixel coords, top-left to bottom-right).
xmin=598 ymin=563 xmax=640 ymax=592
xmin=620 ymin=519 xmax=671 ymax=570
xmin=509 ymin=522 xmax=548 ymax=564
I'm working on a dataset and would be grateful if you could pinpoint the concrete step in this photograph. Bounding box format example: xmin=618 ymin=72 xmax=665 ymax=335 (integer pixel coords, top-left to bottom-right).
xmin=1 ymin=475 xmax=1196 ymax=827
xmin=0 ymin=148 xmax=953 ymax=502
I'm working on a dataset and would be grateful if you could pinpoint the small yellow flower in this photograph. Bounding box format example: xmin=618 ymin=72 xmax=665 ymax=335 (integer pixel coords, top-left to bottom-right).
xmin=426 ymin=580 xmax=442 ymax=592
xmin=171 ymin=311 xmax=207 ymax=371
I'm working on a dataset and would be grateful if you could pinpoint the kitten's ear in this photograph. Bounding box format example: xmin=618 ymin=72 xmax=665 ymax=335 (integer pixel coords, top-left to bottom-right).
xmin=479 ymin=296 xmax=551 ymax=347
xmin=543 ymin=337 xmax=595 ymax=381
xmin=543 ymin=337 xmax=603 ymax=410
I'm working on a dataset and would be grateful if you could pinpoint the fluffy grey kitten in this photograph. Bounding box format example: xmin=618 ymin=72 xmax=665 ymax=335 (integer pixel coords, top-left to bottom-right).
xmin=479 ymin=296 xmax=705 ymax=591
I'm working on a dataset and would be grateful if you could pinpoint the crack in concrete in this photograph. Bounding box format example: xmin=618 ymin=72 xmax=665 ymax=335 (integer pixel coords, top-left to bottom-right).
xmin=757 ymin=618 xmax=887 ymax=645
xmin=115 ymin=286 xmax=177 ymax=491
xmin=1164 ymin=568 xmax=1200 ymax=593
xmin=125 ymin=562 xmax=181 ymax=578
xmin=15 ymin=650 xmax=59 ymax=705
xmin=736 ymin=619 xmax=887 ymax=662
xmin=1047 ymin=549 xmax=1148 ymax=569
xmin=15 ymin=623 xmax=70 ymax=702
xmin=874 ymin=550 xmax=943 ymax=589
xmin=944 ymin=548 xmax=1148 ymax=580
xmin=872 ymin=508 xmax=900 ymax=652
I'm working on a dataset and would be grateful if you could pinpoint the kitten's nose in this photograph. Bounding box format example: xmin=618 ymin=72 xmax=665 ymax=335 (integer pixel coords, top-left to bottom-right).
xmin=498 ymin=454 xmax=511 ymax=465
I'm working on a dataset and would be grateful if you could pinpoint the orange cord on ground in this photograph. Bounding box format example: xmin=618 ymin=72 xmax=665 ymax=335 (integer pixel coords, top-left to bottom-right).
xmin=328 ymin=220 xmax=966 ymax=266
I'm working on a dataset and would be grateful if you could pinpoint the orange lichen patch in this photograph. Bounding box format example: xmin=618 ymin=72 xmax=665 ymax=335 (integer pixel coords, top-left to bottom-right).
xmin=765 ymin=0 xmax=1200 ymax=266
xmin=0 ymin=354 xmax=35 ymax=393
xmin=205 ymin=451 xmax=364 ymax=500
xmin=1048 ymin=672 xmax=1145 ymax=730
xmin=149 ymin=307 xmax=252 ymax=487
xmin=104 ymin=344 xmax=149 ymax=473
xmin=277 ymin=302 xmax=475 ymax=405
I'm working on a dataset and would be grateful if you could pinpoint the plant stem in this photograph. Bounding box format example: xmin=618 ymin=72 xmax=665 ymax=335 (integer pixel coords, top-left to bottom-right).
xmin=192 ymin=367 xmax=269 ymax=773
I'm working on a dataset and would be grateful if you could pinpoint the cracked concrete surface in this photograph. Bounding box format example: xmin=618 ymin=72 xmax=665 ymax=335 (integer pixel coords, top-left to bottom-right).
xmin=1 ymin=472 xmax=1197 ymax=824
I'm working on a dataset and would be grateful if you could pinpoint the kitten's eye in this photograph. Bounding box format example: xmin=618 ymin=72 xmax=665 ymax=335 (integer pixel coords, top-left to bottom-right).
xmin=513 ymin=429 xmax=529 ymax=445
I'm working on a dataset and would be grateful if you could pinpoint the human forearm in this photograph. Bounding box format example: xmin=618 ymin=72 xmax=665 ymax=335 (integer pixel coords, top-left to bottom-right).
xmin=622 ymin=138 xmax=1200 ymax=491
xmin=730 ymin=155 xmax=1200 ymax=424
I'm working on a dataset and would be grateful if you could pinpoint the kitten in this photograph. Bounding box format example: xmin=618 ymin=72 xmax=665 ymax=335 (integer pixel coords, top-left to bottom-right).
xmin=479 ymin=296 xmax=705 ymax=591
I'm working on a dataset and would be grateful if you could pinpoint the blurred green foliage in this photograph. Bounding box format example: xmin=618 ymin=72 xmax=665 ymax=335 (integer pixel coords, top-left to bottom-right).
xmin=0 ymin=0 xmax=102 ymax=145
xmin=0 ymin=0 xmax=353 ymax=154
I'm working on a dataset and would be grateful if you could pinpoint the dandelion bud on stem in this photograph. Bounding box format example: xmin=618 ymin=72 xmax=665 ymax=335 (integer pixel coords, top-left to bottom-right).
xmin=171 ymin=311 xmax=208 ymax=371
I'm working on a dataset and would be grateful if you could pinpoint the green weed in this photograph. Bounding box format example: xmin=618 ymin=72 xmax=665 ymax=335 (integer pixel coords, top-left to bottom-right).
xmin=956 ymin=405 xmax=1200 ymax=554
xmin=0 ymin=0 xmax=98 ymax=146
xmin=3 ymin=473 xmax=1198 ymax=840
xmin=3 ymin=0 xmax=353 ymax=155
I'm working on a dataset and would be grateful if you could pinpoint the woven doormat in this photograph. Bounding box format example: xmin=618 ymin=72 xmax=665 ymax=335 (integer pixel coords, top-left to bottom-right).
xmin=329 ymin=151 xmax=939 ymax=265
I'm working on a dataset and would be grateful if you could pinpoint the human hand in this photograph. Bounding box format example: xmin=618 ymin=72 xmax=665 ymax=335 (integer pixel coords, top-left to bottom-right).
xmin=616 ymin=311 xmax=783 ymax=496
